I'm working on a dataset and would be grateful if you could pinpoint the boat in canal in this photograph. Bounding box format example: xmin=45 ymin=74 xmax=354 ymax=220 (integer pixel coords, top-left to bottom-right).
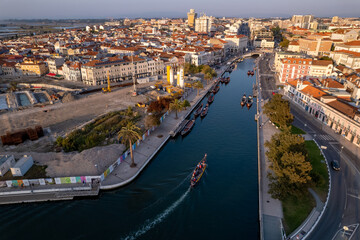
xmin=190 ymin=154 xmax=207 ymax=188
xmin=181 ymin=120 xmax=195 ymax=136
xmin=212 ymin=85 xmax=220 ymax=94
xmin=250 ymin=71 xmax=254 ymax=76
xmin=247 ymin=70 xmax=251 ymax=76
xmin=194 ymin=103 xmax=204 ymax=117
xmin=240 ymin=94 xmax=246 ymax=107
xmin=207 ymin=94 xmax=215 ymax=104
xmin=224 ymin=77 xmax=230 ymax=84
xmin=220 ymin=77 xmax=225 ymax=84
xmin=200 ymin=104 xmax=209 ymax=118
xmin=247 ymin=95 xmax=253 ymax=108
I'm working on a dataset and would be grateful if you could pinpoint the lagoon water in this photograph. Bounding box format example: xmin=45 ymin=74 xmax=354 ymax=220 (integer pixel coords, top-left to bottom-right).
xmin=0 ymin=58 xmax=259 ymax=240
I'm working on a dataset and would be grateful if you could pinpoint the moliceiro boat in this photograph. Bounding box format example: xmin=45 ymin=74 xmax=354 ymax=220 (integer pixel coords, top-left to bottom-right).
xmin=247 ymin=95 xmax=253 ymax=108
xmin=212 ymin=85 xmax=220 ymax=94
xmin=181 ymin=120 xmax=195 ymax=136
xmin=200 ymin=104 xmax=209 ymax=118
xmin=207 ymin=94 xmax=215 ymax=104
xmin=224 ymin=77 xmax=230 ymax=84
xmin=190 ymin=154 xmax=207 ymax=188
xmin=194 ymin=103 xmax=203 ymax=117
xmin=241 ymin=94 xmax=246 ymax=107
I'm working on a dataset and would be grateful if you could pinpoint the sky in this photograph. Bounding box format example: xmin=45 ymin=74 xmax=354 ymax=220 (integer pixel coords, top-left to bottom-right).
xmin=0 ymin=0 xmax=359 ymax=19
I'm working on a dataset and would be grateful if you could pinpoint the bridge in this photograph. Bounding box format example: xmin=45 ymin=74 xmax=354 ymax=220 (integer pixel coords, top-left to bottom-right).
xmin=242 ymin=51 xmax=262 ymax=58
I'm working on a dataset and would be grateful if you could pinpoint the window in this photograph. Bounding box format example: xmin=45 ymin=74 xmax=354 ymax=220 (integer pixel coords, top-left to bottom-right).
xmin=299 ymin=61 xmax=302 ymax=64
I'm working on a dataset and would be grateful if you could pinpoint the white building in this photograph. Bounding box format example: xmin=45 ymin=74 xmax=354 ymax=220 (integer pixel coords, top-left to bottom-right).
xmin=0 ymin=155 xmax=15 ymax=176
xmin=224 ymin=35 xmax=248 ymax=53
xmin=46 ymin=57 xmax=64 ymax=74
xmin=195 ymin=15 xmax=213 ymax=33
xmin=10 ymin=155 xmax=34 ymax=177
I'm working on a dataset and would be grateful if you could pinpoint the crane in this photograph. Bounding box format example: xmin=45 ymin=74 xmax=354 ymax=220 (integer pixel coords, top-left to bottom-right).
xmin=102 ymin=71 xmax=111 ymax=93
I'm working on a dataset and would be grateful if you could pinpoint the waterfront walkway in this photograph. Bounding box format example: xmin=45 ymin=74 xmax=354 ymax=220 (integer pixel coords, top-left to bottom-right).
xmin=256 ymin=54 xmax=284 ymax=240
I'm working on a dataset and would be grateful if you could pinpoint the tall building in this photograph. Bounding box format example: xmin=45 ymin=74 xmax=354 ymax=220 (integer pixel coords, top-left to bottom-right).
xmin=332 ymin=16 xmax=339 ymax=24
xmin=187 ymin=9 xmax=197 ymax=28
xmin=195 ymin=15 xmax=212 ymax=33
xmin=291 ymin=15 xmax=314 ymax=29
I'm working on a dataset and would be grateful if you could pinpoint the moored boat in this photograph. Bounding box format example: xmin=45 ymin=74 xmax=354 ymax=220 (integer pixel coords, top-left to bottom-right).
xmin=200 ymin=104 xmax=209 ymax=118
xmin=220 ymin=77 xmax=225 ymax=83
xmin=190 ymin=154 xmax=207 ymax=188
xmin=240 ymin=94 xmax=246 ymax=107
xmin=251 ymin=71 xmax=254 ymax=76
xmin=207 ymin=94 xmax=215 ymax=104
xmin=212 ymin=85 xmax=220 ymax=94
xmin=181 ymin=119 xmax=195 ymax=136
xmin=246 ymin=95 xmax=253 ymax=108
xmin=247 ymin=70 xmax=251 ymax=76
xmin=224 ymin=77 xmax=230 ymax=84
xmin=194 ymin=103 xmax=203 ymax=117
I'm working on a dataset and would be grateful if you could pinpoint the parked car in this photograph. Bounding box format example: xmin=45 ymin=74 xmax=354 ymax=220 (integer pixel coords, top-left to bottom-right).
xmin=331 ymin=160 xmax=340 ymax=171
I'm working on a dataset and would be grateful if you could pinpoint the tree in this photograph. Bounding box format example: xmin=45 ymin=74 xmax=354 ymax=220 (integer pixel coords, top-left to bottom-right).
xmin=182 ymin=100 xmax=190 ymax=109
xmin=169 ymin=99 xmax=184 ymax=119
xmin=117 ymin=122 xmax=142 ymax=167
xmin=192 ymin=81 xmax=204 ymax=96
xmin=145 ymin=113 xmax=161 ymax=129
xmin=265 ymin=130 xmax=312 ymax=200
xmin=279 ymin=38 xmax=290 ymax=48
xmin=264 ymin=94 xmax=293 ymax=130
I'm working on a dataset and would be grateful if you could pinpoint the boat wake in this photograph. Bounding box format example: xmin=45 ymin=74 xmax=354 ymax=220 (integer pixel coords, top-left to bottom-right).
xmin=140 ymin=171 xmax=192 ymax=213
xmin=122 ymin=188 xmax=191 ymax=240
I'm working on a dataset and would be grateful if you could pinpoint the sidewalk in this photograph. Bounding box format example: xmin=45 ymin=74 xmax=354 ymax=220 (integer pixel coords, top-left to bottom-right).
xmin=257 ymin=56 xmax=284 ymax=240
xmin=259 ymin=107 xmax=284 ymax=240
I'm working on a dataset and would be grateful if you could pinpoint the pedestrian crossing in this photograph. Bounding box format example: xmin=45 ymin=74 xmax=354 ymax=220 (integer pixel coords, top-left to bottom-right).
xmin=316 ymin=134 xmax=335 ymax=141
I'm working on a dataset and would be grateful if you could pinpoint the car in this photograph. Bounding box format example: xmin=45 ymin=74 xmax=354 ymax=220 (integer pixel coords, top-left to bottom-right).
xmin=331 ymin=160 xmax=340 ymax=171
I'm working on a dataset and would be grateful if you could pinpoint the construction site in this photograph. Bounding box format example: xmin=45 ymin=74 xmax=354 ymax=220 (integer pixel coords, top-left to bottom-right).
xmin=0 ymin=64 xmax=200 ymax=179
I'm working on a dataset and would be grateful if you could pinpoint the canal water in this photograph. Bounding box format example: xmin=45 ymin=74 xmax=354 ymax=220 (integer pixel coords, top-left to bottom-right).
xmin=0 ymin=58 xmax=259 ymax=240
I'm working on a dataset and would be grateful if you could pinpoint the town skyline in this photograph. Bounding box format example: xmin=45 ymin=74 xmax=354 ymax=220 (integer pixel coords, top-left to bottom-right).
xmin=0 ymin=0 xmax=359 ymax=20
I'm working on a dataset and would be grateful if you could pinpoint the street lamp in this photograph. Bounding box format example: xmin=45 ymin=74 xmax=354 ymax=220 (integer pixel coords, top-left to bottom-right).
xmin=343 ymin=226 xmax=349 ymax=237
xmin=95 ymin=164 xmax=99 ymax=174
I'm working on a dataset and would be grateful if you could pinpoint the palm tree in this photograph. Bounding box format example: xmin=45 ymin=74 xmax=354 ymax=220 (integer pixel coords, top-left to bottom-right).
xmin=192 ymin=81 xmax=203 ymax=96
xmin=118 ymin=121 xmax=142 ymax=168
xmin=169 ymin=99 xmax=184 ymax=119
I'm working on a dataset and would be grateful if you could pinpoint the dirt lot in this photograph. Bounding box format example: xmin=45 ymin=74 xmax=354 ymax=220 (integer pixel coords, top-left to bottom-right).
xmin=0 ymin=82 xmax=165 ymax=177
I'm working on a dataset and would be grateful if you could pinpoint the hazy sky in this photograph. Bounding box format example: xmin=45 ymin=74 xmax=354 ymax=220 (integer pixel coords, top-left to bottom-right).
xmin=0 ymin=0 xmax=359 ymax=19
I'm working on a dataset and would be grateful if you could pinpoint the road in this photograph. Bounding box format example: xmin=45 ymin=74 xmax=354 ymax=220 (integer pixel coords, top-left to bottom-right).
xmin=291 ymin=104 xmax=360 ymax=240
xmin=258 ymin=51 xmax=360 ymax=239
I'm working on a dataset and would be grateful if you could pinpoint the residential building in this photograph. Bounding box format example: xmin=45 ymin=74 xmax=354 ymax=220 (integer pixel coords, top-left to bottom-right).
xmin=285 ymin=79 xmax=360 ymax=147
xmin=274 ymin=51 xmax=306 ymax=73
xmin=288 ymin=41 xmax=300 ymax=52
xmin=62 ymin=61 xmax=82 ymax=82
xmin=309 ymin=60 xmax=333 ymax=77
xmin=195 ymin=15 xmax=212 ymax=33
xmin=46 ymin=57 xmax=64 ymax=74
xmin=20 ymin=58 xmax=48 ymax=76
xmin=331 ymin=29 xmax=359 ymax=42
xmin=334 ymin=40 xmax=360 ymax=53
xmin=224 ymin=35 xmax=248 ymax=53
xmin=1 ymin=62 xmax=22 ymax=76
xmin=81 ymin=56 xmax=164 ymax=86
xmin=291 ymin=15 xmax=314 ymax=29
xmin=330 ymin=50 xmax=360 ymax=69
xmin=187 ymin=9 xmax=197 ymax=28
xmin=279 ymin=58 xmax=312 ymax=83
xmin=298 ymin=37 xmax=333 ymax=56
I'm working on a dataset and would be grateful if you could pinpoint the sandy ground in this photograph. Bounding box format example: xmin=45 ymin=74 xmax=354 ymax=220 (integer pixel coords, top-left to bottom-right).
xmin=5 ymin=144 xmax=125 ymax=177
xmin=0 ymin=82 xmax=155 ymax=136
xmin=0 ymin=82 xmax=163 ymax=177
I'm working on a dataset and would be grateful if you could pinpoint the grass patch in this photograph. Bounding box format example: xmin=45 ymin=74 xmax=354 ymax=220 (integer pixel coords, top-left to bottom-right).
xmin=282 ymin=191 xmax=315 ymax=234
xmin=305 ymin=140 xmax=329 ymax=201
xmin=0 ymin=165 xmax=48 ymax=181
xmin=56 ymin=109 xmax=142 ymax=152
xmin=291 ymin=125 xmax=306 ymax=135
